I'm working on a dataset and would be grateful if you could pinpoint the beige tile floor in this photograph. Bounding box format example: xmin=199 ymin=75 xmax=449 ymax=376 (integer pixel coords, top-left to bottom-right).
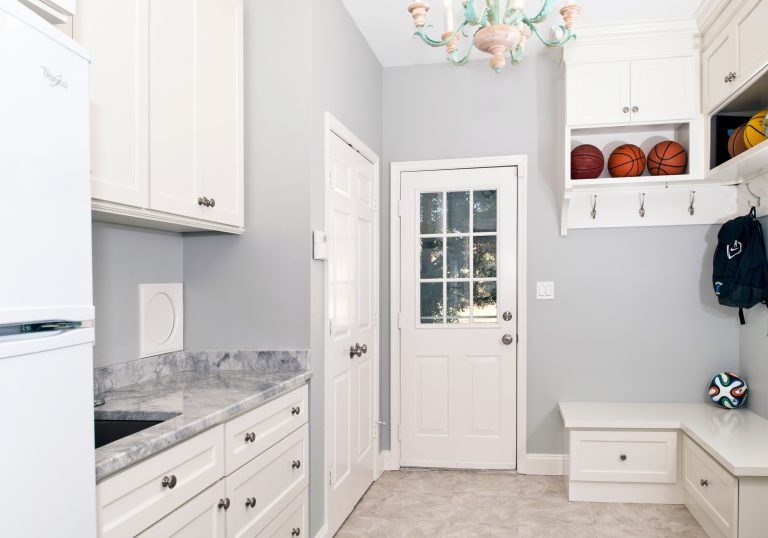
xmin=335 ymin=470 xmax=707 ymax=538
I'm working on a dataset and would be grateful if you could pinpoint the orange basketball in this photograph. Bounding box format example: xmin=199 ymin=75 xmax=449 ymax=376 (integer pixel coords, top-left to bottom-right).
xmin=608 ymin=144 xmax=646 ymax=177
xmin=728 ymin=124 xmax=748 ymax=158
xmin=647 ymin=141 xmax=687 ymax=176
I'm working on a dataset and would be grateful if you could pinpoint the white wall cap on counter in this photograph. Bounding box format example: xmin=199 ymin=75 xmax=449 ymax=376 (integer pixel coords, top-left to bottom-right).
xmin=560 ymin=402 xmax=768 ymax=477
xmin=139 ymin=283 xmax=183 ymax=358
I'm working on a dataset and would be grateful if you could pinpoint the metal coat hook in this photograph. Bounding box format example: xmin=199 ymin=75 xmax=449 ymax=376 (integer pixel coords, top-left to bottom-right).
xmin=746 ymin=182 xmax=761 ymax=208
xmin=688 ymin=191 xmax=695 ymax=216
xmin=590 ymin=195 xmax=597 ymax=219
xmin=639 ymin=193 xmax=646 ymax=218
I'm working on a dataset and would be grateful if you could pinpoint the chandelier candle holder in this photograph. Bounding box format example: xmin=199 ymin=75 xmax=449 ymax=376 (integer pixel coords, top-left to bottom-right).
xmin=407 ymin=0 xmax=582 ymax=73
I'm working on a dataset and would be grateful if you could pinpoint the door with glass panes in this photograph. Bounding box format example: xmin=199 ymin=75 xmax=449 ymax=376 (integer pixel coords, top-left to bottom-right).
xmin=400 ymin=166 xmax=517 ymax=468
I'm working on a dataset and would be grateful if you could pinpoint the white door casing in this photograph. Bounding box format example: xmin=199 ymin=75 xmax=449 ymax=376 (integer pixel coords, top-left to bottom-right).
xmin=399 ymin=167 xmax=518 ymax=469
xmin=324 ymin=117 xmax=380 ymax=536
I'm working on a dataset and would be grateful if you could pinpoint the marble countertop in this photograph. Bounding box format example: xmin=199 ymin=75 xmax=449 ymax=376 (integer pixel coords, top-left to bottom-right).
xmin=559 ymin=402 xmax=768 ymax=477
xmin=95 ymin=369 xmax=312 ymax=481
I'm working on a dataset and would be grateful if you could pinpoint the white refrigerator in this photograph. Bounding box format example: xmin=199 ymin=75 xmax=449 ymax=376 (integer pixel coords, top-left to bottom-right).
xmin=0 ymin=2 xmax=96 ymax=536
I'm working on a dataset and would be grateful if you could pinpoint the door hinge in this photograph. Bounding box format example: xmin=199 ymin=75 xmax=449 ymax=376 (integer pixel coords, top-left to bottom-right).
xmin=373 ymin=422 xmax=379 ymax=439
xmin=372 ymin=197 xmax=378 ymax=211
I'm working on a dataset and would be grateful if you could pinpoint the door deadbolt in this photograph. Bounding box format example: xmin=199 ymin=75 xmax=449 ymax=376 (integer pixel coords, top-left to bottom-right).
xmin=502 ymin=311 xmax=513 ymax=322
xmin=502 ymin=334 xmax=514 ymax=345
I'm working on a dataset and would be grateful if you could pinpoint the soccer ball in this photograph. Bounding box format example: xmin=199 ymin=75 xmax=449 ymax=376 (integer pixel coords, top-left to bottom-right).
xmin=709 ymin=372 xmax=748 ymax=409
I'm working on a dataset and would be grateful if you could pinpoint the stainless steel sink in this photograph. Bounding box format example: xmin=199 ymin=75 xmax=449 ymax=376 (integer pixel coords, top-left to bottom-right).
xmin=94 ymin=419 xmax=165 ymax=449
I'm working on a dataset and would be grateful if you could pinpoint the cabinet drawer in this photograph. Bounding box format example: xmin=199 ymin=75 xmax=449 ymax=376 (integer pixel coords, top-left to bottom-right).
xmin=225 ymin=385 xmax=308 ymax=475
xmin=226 ymin=424 xmax=309 ymax=538
xmin=138 ymin=480 xmax=227 ymax=537
xmin=97 ymin=426 xmax=225 ymax=538
xmin=258 ymin=488 xmax=308 ymax=538
xmin=570 ymin=430 xmax=677 ymax=483
xmin=683 ymin=436 xmax=738 ymax=538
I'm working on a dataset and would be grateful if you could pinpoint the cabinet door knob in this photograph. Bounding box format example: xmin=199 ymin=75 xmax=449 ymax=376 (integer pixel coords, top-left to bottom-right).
xmin=700 ymin=479 xmax=709 ymax=487
xmin=623 ymin=106 xmax=630 ymax=113
xmin=292 ymin=460 xmax=302 ymax=470
xmin=360 ymin=344 xmax=368 ymax=354
xmin=619 ymin=454 xmax=627 ymax=462
xmin=198 ymin=197 xmax=207 ymax=206
xmin=292 ymin=406 xmax=301 ymax=415
xmin=208 ymin=198 xmax=215 ymax=208
xmin=632 ymin=106 xmax=639 ymax=113
xmin=245 ymin=497 xmax=256 ymax=508
xmin=161 ymin=475 xmax=177 ymax=489
xmin=217 ymin=498 xmax=230 ymax=510
xmin=244 ymin=432 xmax=256 ymax=443
xmin=292 ymin=529 xmax=301 ymax=536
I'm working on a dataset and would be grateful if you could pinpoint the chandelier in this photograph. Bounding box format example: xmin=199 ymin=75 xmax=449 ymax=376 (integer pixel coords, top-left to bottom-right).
xmin=407 ymin=0 xmax=582 ymax=72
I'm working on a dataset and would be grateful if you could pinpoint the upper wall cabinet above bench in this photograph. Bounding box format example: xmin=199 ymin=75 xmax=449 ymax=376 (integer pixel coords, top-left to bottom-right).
xmin=702 ymin=0 xmax=768 ymax=114
xmin=74 ymin=0 xmax=245 ymax=234
xmin=567 ymin=57 xmax=698 ymax=127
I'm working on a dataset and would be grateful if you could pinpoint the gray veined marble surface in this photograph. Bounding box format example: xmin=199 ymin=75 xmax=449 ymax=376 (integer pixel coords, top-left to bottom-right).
xmin=93 ymin=349 xmax=309 ymax=395
xmin=95 ymin=369 xmax=312 ymax=481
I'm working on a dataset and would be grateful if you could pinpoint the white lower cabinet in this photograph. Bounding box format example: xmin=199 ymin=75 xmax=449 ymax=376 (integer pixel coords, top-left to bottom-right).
xmin=96 ymin=386 xmax=310 ymax=538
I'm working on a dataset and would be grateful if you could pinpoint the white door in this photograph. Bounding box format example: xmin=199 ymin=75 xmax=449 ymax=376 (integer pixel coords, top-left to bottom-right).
xmin=703 ymin=29 xmax=739 ymax=114
xmin=75 ymin=0 xmax=149 ymax=208
xmin=149 ymin=0 xmax=244 ymax=227
xmin=630 ymin=57 xmax=697 ymax=123
xmin=566 ymin=61 xmax=631 ymax=126
xmin=326 ymin=133 xmax=378 ymax=535
xmin=400 ymin=167 xmax=517 ymax=469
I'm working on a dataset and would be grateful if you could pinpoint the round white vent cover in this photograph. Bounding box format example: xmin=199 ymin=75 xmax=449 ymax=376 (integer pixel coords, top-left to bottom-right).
xmin=139 ymin=283 xmax=183 ymax=357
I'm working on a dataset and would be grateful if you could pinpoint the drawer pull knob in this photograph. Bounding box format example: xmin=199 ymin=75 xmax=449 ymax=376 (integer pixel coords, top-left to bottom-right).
xmin=245 ymin=432 xmax=256 ymax=443
xmin=245 ymin=497 xmax=256 ymax=508
xmin=292 ymin=406 xmax=301 ymax=415
xmin=619 ymin=454 xmax=627 ymax=462
xmin=209 ymin=198 xmax=216 ymax=208
xmin=623 ymin=107 xmax=629 ymax=113
xmin=700 ymin=479 xmax=709 ymax=487
xmin=161 ymin=475 xmax=177 ymax=489
xmin=292 ymin=529 xmax=301 ymax=536
xmin=218 ymin=498 xmax=230 ymax=510
xmin=292 ymin=460 xmax=302 ymax=470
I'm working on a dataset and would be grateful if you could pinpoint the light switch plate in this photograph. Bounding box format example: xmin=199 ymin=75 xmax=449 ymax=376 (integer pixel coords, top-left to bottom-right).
xmin=139 ymin=283 xmax=183 ymax=358
xmin=536 ymin=282 xmax=555 ymax=300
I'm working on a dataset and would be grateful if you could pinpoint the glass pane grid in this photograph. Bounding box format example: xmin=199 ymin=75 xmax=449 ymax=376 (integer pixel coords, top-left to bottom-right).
xmin=418 ymin=189 xmax=498 ymax=326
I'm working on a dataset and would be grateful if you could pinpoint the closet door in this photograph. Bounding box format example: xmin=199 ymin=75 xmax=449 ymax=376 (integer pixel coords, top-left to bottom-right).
xmin=149 ymin=0 xmax=243 ymax=226
xmin=736 ymin=0 xmax=768 ymax=86
xmin=75 ymin=0 xmax=149 ymax=208
xmin=566 ymin=61 xmax=631 ymax=126
xmin=630 ymin=57 xmax=697 ymax=122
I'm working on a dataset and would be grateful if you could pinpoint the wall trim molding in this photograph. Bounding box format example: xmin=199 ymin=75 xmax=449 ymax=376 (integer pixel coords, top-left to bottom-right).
xmin=388 ymin=155 xmax=529 ymax=474
xmin=694 ymin=0 xmax=730 ymax=35
xmin=519 ymin=454 xmax=567 ymax=476
xmin=313 ymin=523 xmax=329 ymax=538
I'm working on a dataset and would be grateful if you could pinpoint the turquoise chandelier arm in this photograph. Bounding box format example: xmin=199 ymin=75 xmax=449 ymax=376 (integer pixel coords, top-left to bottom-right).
xmin=462 ymin=0 xmax=480 ymax=24
xmin=528 ymin=0 xmax=555 ymax=23
xmin=413 ymin=20 xmax=473 ymax=48
xmin=525 ymin=19 xmax=576 ymax=47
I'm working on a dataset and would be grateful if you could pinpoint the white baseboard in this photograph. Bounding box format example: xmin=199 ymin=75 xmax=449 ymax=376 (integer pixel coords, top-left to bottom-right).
xmin=519 ymin=453 xmax=567 ymax=476
xmin=379 ymin=450 xmax=397 ymax=472
xmin=314 ymin=523 xmax=329 ymax=538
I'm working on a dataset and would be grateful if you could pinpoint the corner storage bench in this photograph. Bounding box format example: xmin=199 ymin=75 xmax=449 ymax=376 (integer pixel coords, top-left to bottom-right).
xmin=560 ymin=402 xmax=768 ymax=538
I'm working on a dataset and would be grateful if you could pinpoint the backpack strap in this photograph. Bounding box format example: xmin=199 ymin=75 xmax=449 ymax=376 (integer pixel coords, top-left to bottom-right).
xmin=739 ymin=307 xmax=746 ymax=325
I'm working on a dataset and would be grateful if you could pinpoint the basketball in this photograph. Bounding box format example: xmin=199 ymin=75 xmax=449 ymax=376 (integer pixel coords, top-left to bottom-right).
xmin=647 ymin=141 xmax=687 ymax=176
xmin=608 ymin=144 xmax=646 ymax=177
xmin=728 ymin=124 xmax=748 ymax=158
xmin=571 ymin=144 xmax=604 ymax=179
xmin=744 ymin=109 xmax=768 ymax=149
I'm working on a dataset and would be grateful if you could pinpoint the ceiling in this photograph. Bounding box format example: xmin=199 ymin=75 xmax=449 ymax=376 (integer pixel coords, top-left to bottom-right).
xmin=341 ymin=0 xmax=705 ymax=68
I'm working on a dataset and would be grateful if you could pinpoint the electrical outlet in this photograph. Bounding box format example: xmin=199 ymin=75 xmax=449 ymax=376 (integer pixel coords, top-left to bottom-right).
xmin=536 ymin=282 xmax=554 ymax=300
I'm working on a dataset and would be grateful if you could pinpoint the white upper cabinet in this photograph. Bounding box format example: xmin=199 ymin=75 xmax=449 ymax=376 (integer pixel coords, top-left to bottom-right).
xmin=567 ymin=57 xmax=697 ymax=127
xmin=149 ymin=0 xmax=244 ymax=227
xmin=630 ymin=57 xmax=697 ymax=123
xmin=75 ymin=0 xmax=244 ymax=233
xmin=566 ymin=62 xmax=631 ymax=126
xmin=74 ymin=0 xmax=149 ymax=208
xmin=703 ymin=0 xmax=768 ymax=114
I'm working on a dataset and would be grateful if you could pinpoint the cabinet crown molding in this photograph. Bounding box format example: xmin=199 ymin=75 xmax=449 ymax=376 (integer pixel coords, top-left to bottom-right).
xmin=571 ymin=18 xmax=700 ymax=44
xmin=694 ymin=0 xmax=731 ymax=35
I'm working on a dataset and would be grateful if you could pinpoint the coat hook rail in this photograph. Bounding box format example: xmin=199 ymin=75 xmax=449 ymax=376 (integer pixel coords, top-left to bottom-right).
xmin=590 ymin=195 xmax=597 ymax=220
xmin=639 ymin=193 xmax=646 ymax=218
xmin=746 ymin=182 xmax=761 ymax=208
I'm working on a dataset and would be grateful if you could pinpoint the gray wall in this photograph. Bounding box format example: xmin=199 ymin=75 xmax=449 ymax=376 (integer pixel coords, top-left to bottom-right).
xmin=382 ymin=56 xmax=740 ymax=454
xmin=91 ymin=222 xmax=183 ymax=367
xmin=738 ymin=216 xmax=768 ymax=419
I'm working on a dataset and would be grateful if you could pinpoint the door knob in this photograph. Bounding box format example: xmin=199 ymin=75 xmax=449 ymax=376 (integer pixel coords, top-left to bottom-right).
xmin=161 ymin=475 xmax=177 ymax=489
xmin=349 ymin=344 xmax=363 ymax=358
xmin=502 ymin=311 xmax=513 ymax=322
xmin=700 ymin=479 xmax=709 ymax=487
xmin=632 ymin=106 xmax=639 ymax=113
xmin=208 ymin=198 xmax=215 ymax=207
xmin=619 ymin=454 xmax=627 ymax=462
xmin=360 ymin=344 xmax=368 ymax=354
xmin=244 ymin=432 xmax=255 ymax=443
xmin=245 ymin=497 xmax=256 ymax=508
xmin=623 ymin=106 xmax=629 ymax=113
xmin=292 ymin=460 xmax=302 ymax=469
xmin=502 ymin=334 xmax=514 ymax=345
xmin=292 ymin=529 xmax=301 ymax=536
xmin=292 ymin=406 xmax=301 ymax=415
xmin=217 ymin=498 xmax=230 ymax=510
